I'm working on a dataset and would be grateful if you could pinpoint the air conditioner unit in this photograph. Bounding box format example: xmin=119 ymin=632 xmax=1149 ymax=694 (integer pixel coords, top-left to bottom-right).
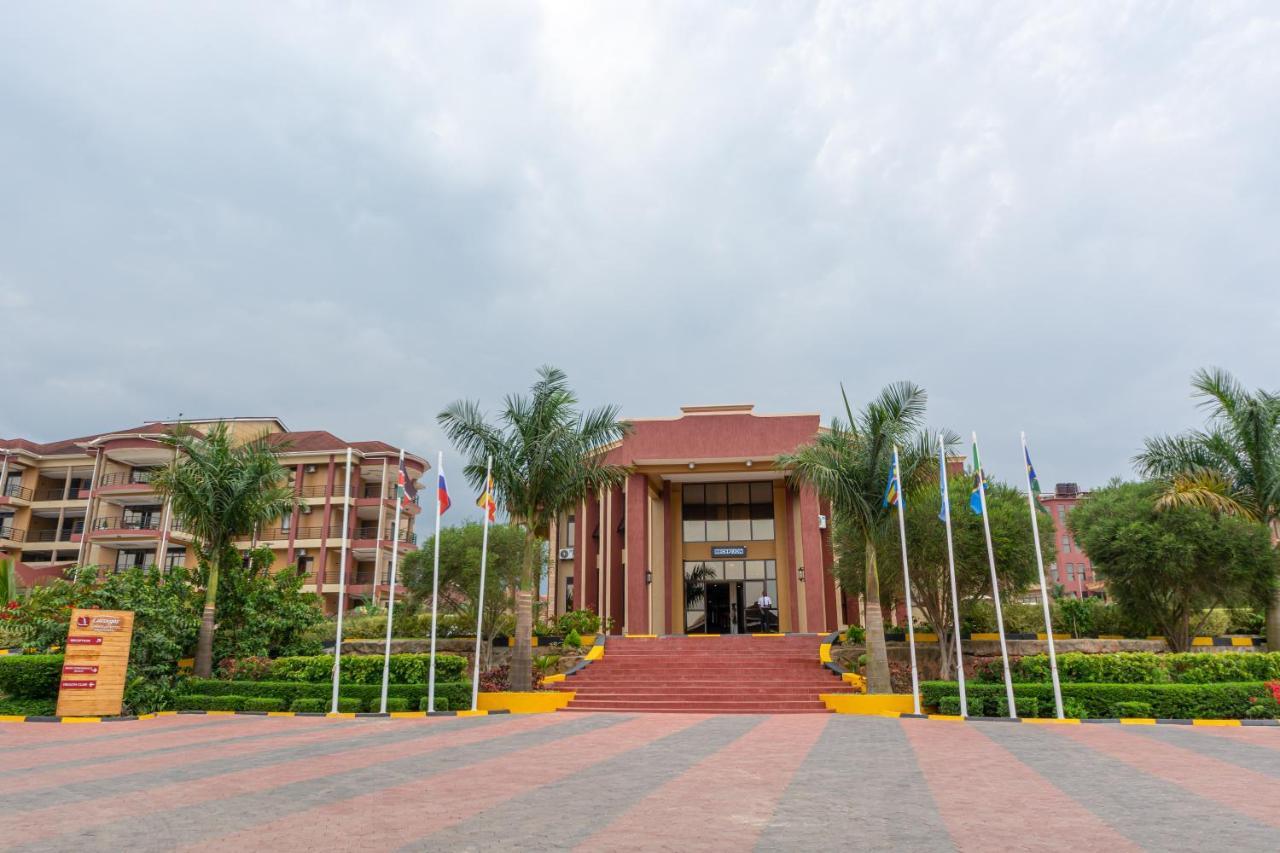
xmin=817 ymin=514 xmax=828 ymax=529
xmin=305 ymin=464 xmax=317 ymax=474
xmin=558 ymin=547 xmax=575 ymax=561
xmin=300 ymin=505 xmax=312 ymax=515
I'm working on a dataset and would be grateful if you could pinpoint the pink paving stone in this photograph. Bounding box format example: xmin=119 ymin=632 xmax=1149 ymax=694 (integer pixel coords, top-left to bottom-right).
xmin=0 ymin=713 xmax=204 ymax=747
xmin=10 ymin=713 xmax=570 ymax=847
xmin=182 ymin=713 xmax=707 ymax=852
xmin=573 ymin=713 xmax=828 ymax=852
xmin=1194 ymin=724 xmax=1280 ymax=753
xmin=902 ymin=720 xmax=1141 ymax=853
xmin=1059 ymin=725 xmax=1280 ymax=828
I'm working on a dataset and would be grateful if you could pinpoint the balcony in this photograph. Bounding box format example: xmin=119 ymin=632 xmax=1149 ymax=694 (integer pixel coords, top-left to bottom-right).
xmin=354 ymin=526 xmax=417 ymax=544
xmin=33 ymin=486 xmax=91 ymax=502
xmin=0 ymin=483 xmax=34 ymax=504
xmin=256 ymin=525 xmax=345 ymax=541
xmin=0 ymin=526 xmax=26 ymax=543
xmin=298 ymin=484 xmax=346 ymax=498
xmin=95 ymin=471 xmax=156 ymax=494
xmin=91 ymin=516 xmax=162 ymax=538
xmin=30 ymin=522 xmax=85 ymax=543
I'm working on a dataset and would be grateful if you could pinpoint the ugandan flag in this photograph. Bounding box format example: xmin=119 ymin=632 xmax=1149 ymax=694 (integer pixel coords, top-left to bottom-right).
xmin=397 ymin=459 xmax=418 ymax=509
xmin=476 ymin=472 xmax=497 ymax=523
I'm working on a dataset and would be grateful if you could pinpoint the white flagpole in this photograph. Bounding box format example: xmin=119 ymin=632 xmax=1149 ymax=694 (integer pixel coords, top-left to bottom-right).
xmin=1023 ymin=432 xmax=1065 ymax=720
xmin=892 ymin=446 xmax=921 ymax=715
xmin=939 ymin=435 xmax=969 ymax=718
xmin=331 ymin=447 xmax=353 ymax=715
xmin=427 ymin=451 xmax=445 ymax=715
xmin=471 ymin=455 xmax=494 ymax=712
xmin=378 ymin=448 xmax=406 ymax=714
xmin=973 ymin=432 xmax=1017 ymax=719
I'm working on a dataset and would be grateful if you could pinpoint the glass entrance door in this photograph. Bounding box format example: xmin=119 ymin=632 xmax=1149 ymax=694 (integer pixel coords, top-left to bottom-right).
xmin=685 ymin=560 xmax=779 ymax=634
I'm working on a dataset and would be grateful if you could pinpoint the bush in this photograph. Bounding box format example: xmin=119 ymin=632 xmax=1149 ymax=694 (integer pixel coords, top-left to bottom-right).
xmin=922 ymin=680 xmax=1274 ymax=719
xmin=267 ymin=653 xmax=467 ymax=685
xmin=937 ymin=695 xmax=984 ymax=716
xmin=1061 ymin=698 xmax=1089 ymax=719
xmin=290 ymin=697 xmax=325 ymax=712
xmin=479 ymin=665 xmax=509 ymax=692
xmin=418 ymin=696 xmax=450 ymax=712
xmin=243 ymin=697 xmax=285 ymax=712
xmin=179 ymin=678 xmax=474 ymax=711
xmin=0 ymin=697 xmax=56 ymax=716
xmin=563 ymin=630 xmax=582 ymax=650
xmin=983 ymin=651 xmax=1280 ymax=685
xmin=556 ymin=609 xmax=601 ymax=636
xmin=217 ymin=657 xmax=273 ymax=681
xmin=385 ymin=697 xmax=411 ymax=712
xmin=996 ymin=696 xmax=1040 ymax=718
xmin=844 ymin=624 xmax=866 ymax=645
xmin=0 ymin=654 xmax=62 ymax=699
xmin=1112 ymin=701 xmax=1154 ymax=718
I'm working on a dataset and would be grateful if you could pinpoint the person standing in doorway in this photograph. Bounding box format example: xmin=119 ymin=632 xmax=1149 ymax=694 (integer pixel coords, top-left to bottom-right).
xmin=757 ymin=590 xmax=775 ymax=632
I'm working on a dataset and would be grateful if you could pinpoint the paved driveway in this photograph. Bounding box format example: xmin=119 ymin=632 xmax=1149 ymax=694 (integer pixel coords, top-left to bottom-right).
xmin=2 ymin=713 xmax=1278 ymax=851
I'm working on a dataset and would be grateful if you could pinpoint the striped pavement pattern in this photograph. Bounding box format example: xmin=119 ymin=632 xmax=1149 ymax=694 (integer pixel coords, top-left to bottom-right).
xmin=2 ymin=713 xmax=1279 ymax=851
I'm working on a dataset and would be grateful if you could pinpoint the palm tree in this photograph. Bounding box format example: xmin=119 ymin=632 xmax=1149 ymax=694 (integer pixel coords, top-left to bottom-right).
xmin=439 ymin=366 xmax=630 ymax=691
xmin=1135 ymin=367 xmax=1280 ymax=640
xmin=777 ymin=382 xmax=950 ymax=694
xmin=149 ymin=423 xmax=297 ymax=677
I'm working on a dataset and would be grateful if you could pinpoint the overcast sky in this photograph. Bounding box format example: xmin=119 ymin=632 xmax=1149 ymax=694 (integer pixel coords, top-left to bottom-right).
xmin=2 ymin=2 xmax=1277 ymax=501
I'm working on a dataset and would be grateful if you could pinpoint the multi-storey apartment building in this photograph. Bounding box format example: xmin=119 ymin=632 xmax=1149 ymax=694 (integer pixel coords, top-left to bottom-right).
xmin=1040 ymin=482 xmax=1101 ymax=599
xmin=0 ymin=418 xmax=426 ymax=613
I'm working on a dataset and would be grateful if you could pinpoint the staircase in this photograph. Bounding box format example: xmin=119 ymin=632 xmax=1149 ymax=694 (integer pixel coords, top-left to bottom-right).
xmin=551 ymin=635 xmax=853 ymax=713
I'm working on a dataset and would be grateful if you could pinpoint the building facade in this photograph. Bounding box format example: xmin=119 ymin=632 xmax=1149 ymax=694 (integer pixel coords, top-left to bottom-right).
xmin=1040 ymin=482 xmax=1101 ymax=599
xmin=547 ymin=404 xmax=843 ymax=635
xmin=0 ymin=418 xmax=426 ymax=613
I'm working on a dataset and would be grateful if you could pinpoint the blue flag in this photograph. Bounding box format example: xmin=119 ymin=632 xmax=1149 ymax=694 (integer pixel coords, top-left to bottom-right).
xmin=882 ymin=450 xmax=902 ymax=509
xmin=969 ymin=440 xmax=985 ymax=515
xmin=938 ymin=445 xmax=950 ymax=523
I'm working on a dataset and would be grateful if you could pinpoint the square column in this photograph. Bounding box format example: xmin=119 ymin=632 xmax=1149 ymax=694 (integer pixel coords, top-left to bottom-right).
xmin=625 ymin=473 xmax=650 ymax=634
xmin=797 ymin=484 xmax=829 ymax=632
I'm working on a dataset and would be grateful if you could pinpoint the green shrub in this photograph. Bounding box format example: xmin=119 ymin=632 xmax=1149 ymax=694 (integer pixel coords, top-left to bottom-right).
xmin=556 ymin=609 xmax=601 ymax=636
xmin=1060 ymin=698 xmax=1089 ymax=719
xmin=180 ymin=678 xmax=473 ymax=711
xmin=937 ymin=695 xmax=984 ymax=716
xmin=0 ymin=654 xmax=62 ymax=699
xmin=290 ymin=697 xmax=325 ymax=712
xmin=418 ymin=696 xmax=450 ymax=712
xmin=337 ymin=697 xmax=362 ymax=713
xmin=175 ymin=694 xmax=215 ymax=711
xmin=844 ymin=624 xmax=866 ymax=645
xmin=385 ymin=697 xmax=411 ymax=712
xmin=1112 ymin=701 xmax=1154 ymax=718
xmin=978 ymin=652 xmax=1280 ymax=686
xmin=563 ymin=629 xmax=582 ymax=650
xmin=267 ymin=653 xmax=467 ymax=685
xmin=996 ymin=696 xmax=1040 ymax=718
xmin=0 ymin=697 xmax=56 ymax=716
xmin=243 ymin=697 xmax=285 ymax=712
xmin=922 ymin=680 xmax=1272 ymax=719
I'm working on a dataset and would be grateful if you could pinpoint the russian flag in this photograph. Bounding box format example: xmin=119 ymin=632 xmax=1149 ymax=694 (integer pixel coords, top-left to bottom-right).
xmin=437 ymin=472 xmax=452 ymax=515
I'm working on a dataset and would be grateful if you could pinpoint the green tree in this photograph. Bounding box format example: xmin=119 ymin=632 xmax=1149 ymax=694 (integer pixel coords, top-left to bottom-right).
xmin=1134 ymin=368 xmax=1280 ymax=641
xmin=1069 ymin=480 xmax=1278 ymax=651
xmin=862 ymin=479 xmax=1054 ymax=679
xmin=401 ymin=522 xmax=532 ymax=669
xmin=209 ymin=545 xmax=324 ymax=662
xmin=778 ymin=382 xmax=953 ymax=694
xmin=149 ymin=423 xmax=297 ymax=677
xmin=439 ymin=366 xmax=629 ymax=691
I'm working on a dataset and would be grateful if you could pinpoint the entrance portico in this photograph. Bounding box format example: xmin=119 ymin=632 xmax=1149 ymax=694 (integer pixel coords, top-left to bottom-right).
xmin=552 ymin=404 xmax=845 ymax=634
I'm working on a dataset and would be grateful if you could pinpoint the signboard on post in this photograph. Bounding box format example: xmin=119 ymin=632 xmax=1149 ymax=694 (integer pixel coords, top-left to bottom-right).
xmin=55 ymin=609 xmax=135 ymax=718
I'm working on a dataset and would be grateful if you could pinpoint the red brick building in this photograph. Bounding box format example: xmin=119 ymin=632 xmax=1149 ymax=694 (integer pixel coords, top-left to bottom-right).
xmin=1039 ymin=483 xmax=1102 ymax=599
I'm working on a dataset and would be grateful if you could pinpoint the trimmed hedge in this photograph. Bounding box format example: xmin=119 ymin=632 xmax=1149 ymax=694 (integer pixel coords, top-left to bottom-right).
xmin=290 ymin=698 xmax=325 ymax=713
xmin=265 ymin=654 xmax=467 ymax=685
xmin=975 ymin=652 xmax=1280 ymax=686
xmin=180 ymin=679 xmax=473 ymax=711
xmin=0 ymin=654 xmax=62 ymax=699
xmin=922 ymin=680 xmax=1274 ymax=719
xmin=385 ymin=697 xmax=410 ymax=712
xmin=0 ymin=697 xmax=57 ymax=716
xmin=418 ymin=696 xmax=450 ymax=712
xmin=243 ymin=697 xmax=285 ymax=712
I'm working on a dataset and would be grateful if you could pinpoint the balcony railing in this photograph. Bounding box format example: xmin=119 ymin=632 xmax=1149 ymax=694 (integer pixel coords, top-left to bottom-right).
xmin=97 ymin=471 xmax=154 ymax=488
xmin=354 ymin=526 xmax=416 ymax=543
xmin=34 ymin=486 xmax=91 ymax=501
xmin=257 ymin=525 xmax=346 ymax=541
xmin=1 ymin=483 xmax=34 ymax=501
xmin=298 ymin=484 xmax=347 ymax=498
xmin=0 ymin=526 xmax=26 ymax=542
xmin=92 ymin=516 xmax=162 ymax=532
xmin=31 ymin=523 xmax=85 ymax=542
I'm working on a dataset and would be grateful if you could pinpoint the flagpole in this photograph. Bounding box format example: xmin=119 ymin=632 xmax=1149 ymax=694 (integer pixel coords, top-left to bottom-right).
xmin=1023 ymin=432 xmax=1065 ymax=719
xmin=939 ymin=435 xmax=969 ymax=718
xmin=973 ymin=431 xmax=1018 ymax=719
xmin=378 ymin=448 xmax=406 ymax=715
xmin=331 ymin=447 xmax=353 ymax=715
xmin=471 ymin=455 xmax=493 ymax=712
xmin=892 ymin=446 xmax=921 ymax=715
xmin=427 ymin=451 xmax=445 ymax=715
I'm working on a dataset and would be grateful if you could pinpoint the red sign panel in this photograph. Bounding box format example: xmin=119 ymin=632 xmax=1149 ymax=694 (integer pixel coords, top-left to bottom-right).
xmin=66 ymin=636 xmax=104 ymax=646
xmin=60 ymin=680 xmax=97 ymax=689
xmin=63 ymin=665 xmax=100 ymax=675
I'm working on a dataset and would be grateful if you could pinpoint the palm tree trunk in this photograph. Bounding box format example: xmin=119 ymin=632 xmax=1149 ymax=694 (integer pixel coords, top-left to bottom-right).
xmin=863 ymin=538 xmax=892 ymax=693
xmin=194 ymin=559 xmax=220 ymax=678
xmin=510 ymin=527 xmax=537 ymax=692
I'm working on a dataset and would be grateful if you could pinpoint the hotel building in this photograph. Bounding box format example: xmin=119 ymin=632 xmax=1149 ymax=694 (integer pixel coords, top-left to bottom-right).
xmin=0 ymin=418 xmax=426 ymax=612
xmin=546 ymin=404 xmax=845 ymax=635
xmin=1040 ymin=482 xmax=1101 ymax=598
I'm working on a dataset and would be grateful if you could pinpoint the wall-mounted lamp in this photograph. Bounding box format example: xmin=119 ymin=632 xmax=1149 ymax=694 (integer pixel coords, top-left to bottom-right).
xmin=688 ymin=462 xmax=695 ymax=470
xmin=645 ymin=570 xmax=653 ymax=585
xmin=797 ymin=565 xmax=806 ymax=582
xmin=745 ymin=459 xmax=753 ymax=467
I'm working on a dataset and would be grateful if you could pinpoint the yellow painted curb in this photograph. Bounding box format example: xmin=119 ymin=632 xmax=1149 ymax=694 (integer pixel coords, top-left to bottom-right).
xmin=1119 ymin=718 xmax=1156 ymax=725
xmin=455 ymin=710 xmax=489 ymax=717
xmin=751 ymin=633 xmax=786 ymax=637
xmin=1191 ymin=637 xmax=1213 ymax=646
xmin=926 ymin=714 xmax=965 ymax=721
xmin=1097 ymin=634 xmax=1125 ymax=639
xmin=1192 ymin=719 xmax=1240 ymax=727
xmin=687 ymin=633 xmax=721 ymax=637
xmin=820 ymin=693 xmax=917 ymax=715
xmin=1036 ymin=633 xmax=1071 ymax=641
xmin=916 ymin=633 xmax=940 ymax=643
xmin=1022 ymin=717 xmax=1081 ymax=725
xmin=0 ymin=714 xmax=26 ymax=723
xmin=155 ymin=710 xmax=178 ymax=716
xmin=1230 ymin=637 xmax=1254 ymax=647
xmin=136 ymin=713 xmax=157 ymax=720
xmin=266 ymin=711 xmax=295 ymax=717
xmin=477 ymin=692 xmax=575 ymax=714
xmin=326 ymin=712 xmax=356 ymax=719
xmin=204 ymin=711 xmax=237 ymax=716
xmin=584 ymin=645 xmax=604 ymax=661
xmin=390 ymin=711 xmax=426 ymax=719
xmin=542 ymin=674 xmax=567 ymax=684
xmin=0 ymin=649 xmax=12 ymax=656
xmin=60 ymin=717 xmax=103 ymax=724
xmin=970 ymin=632 xmax=1000 ymax=641
xmin=624 ymin=634 xmax=657 ymax=638
xmin=819 ymin=643 xmax=832 ymax=664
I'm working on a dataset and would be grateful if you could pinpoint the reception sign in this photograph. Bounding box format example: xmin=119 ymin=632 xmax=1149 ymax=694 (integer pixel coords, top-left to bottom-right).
xmin=55 ymin=609 xmax=134 ymax=717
